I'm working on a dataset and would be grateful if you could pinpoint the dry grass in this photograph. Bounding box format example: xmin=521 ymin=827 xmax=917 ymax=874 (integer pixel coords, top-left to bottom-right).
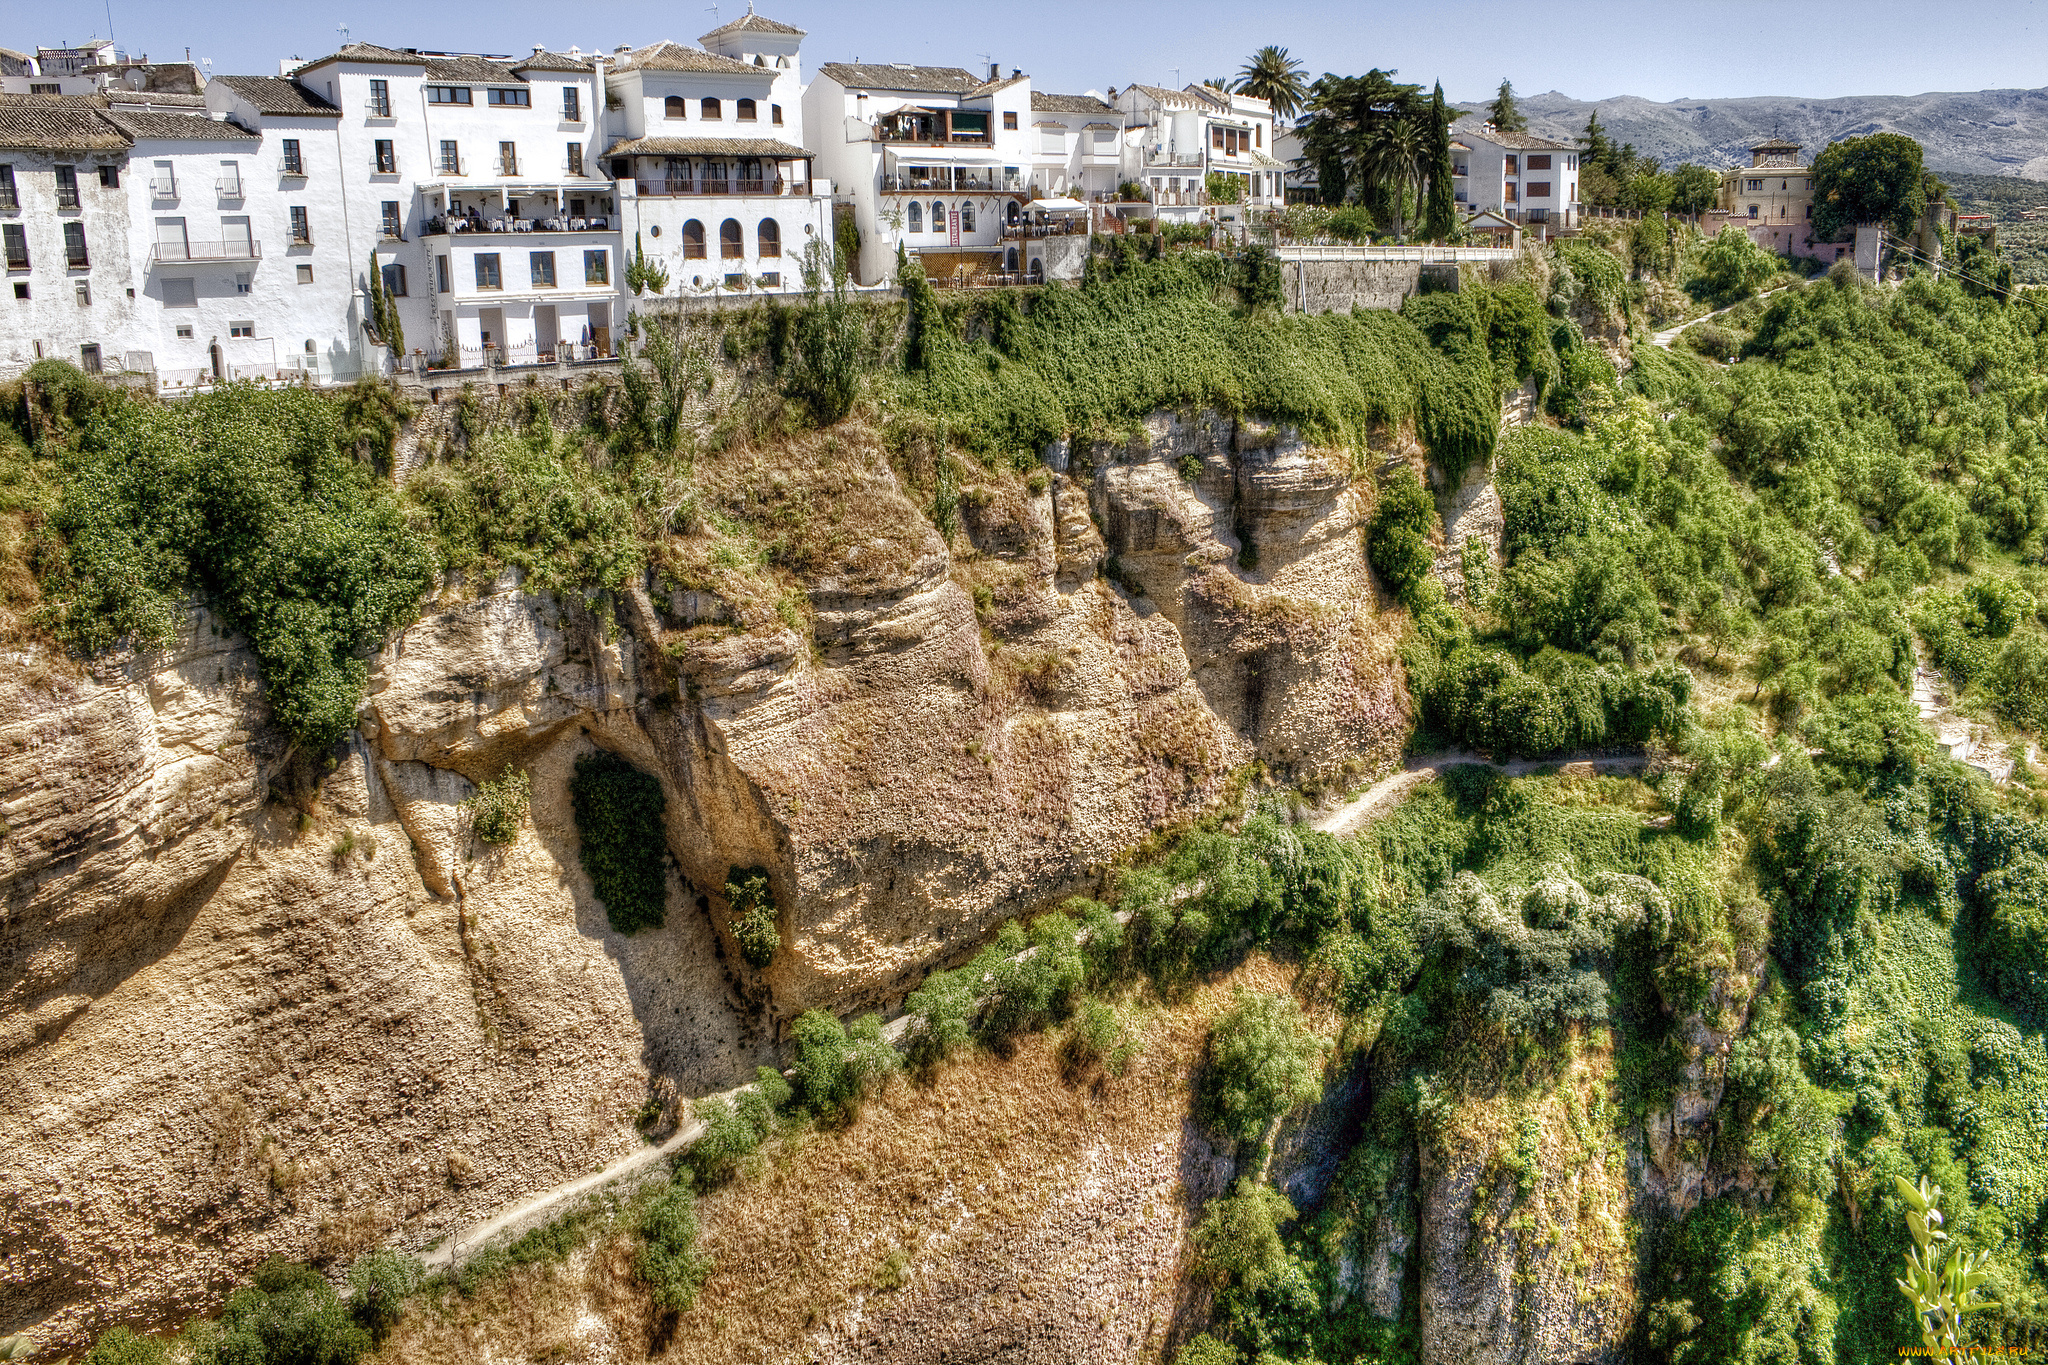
xmin=374 ymin=957 xmax=1300 ymax=1365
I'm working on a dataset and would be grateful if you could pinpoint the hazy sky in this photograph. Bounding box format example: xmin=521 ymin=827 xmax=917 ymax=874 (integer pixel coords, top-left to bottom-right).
xmin=60 ymin=0 xmax=2048 ymax=105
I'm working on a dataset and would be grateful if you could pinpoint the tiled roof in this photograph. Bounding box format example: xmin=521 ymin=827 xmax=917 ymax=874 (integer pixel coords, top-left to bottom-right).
xmin=0 ymin=94 xmax=128 ymax=151
xmin=1031 ymin=91 xmax=1111 ymax=114
xmin=700 ymin=11 xmax=806 ymax=40
xmin=815 ymin=62 xmax=979 ymax=94
xmin=609 ymin=41 xmax=755 ymax=75
xmin=1453 ymin=118 xmax=1574 ymax=152
xmin=295 ymin=42 xmax=425 ymax=70
xmin=423 ymin=55 xmax=519 ymax=83
xmin=513 ymin=49 xmax=593 ymax=73
xmin=606 ymin=135 xmax=810 ymax=158
xmin=211 ymin=74 xmax=341 ymax=117
xmin=966 ymin=74 xmax=1027 ymax=98
xmin=1750 ymin=137 xmax=1801 ymax=150
xmin=104 ymin=91 xmax=209 ymax=110
xmin=104 ymin=109 xmax=258 ymax=142
xmin=1127 ymin=83 xmax=1220 ymax=110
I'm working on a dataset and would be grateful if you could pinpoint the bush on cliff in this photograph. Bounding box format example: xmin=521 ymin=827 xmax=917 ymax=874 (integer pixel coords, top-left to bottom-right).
xmin=569 ymin=751 xmax=668 ymax=934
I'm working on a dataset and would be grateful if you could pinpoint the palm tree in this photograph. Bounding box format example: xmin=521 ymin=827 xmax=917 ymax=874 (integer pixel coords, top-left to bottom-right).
xmin=1235 ymin=46 xmax=1309 ymax=121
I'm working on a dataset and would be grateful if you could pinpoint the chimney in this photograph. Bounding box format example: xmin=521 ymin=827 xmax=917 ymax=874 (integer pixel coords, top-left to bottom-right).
xmin=988 ymin=61 xmax=999 ymax=79
xmin=533 ymin=45 xmax=545 ymax=56
xmin=1011 ymin=68 xmax=1021 ymax=79
xmin=615 ymin=44 xmax=631 ymax=55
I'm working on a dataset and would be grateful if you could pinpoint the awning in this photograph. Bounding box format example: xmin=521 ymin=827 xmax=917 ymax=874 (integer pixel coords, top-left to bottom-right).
xmin=1024 ymin=197 xmax=1086 ymax=213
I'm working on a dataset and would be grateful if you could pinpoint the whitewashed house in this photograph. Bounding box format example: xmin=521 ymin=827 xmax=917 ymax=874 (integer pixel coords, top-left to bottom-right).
xmin=1024 ymin=91 xmax=1121 ymax=201
xmin=1451 ymin=120 xmax=1579 ymax=232
xmin=804 ymin=61 xmax=1035 ymax=285
xmin=601 ymin=23 xmax=828 ymax=300
xmin=1113 ymin=84 xmax=1281 ymax=223
xmin=0 ymin=94 xmax=139 ymax=379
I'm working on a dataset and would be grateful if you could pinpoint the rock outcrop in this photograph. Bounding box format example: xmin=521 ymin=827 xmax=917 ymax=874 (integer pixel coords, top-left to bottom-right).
xmin=0 ymin=407 xmax=1409 ymax=1350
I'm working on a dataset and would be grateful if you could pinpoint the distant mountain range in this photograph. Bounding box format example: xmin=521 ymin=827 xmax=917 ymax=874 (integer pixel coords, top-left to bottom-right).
xmin=1453 ymin=88 xmax=2048 ymax=179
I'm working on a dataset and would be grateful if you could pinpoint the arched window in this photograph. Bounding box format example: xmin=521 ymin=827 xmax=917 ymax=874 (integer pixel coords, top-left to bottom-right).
xmin=776 ymin=55 xmax=789 ymax=68
xmin=1004 ymin=246 xmax=1018 ymax=272
xmin=1006 ymin=200 xmax=1020 ymax=225
xmin=737 ymin=98 xmax=757 ymax=121
xmin=931 ymin=201 xmax=945 ymax=233
xmin=907 ymin=201 xmax=922 ymax=233
xmin=701 ymin=97 xmax=722 ymax=120
xmin=664 ymin=95 xmax=685 ymax=118
xmin=960 ymin=201 xmax=975 ymax=233
xmin=682 ymin=219 xmax=706 ymax=259
xmin=1028 ymin=256 xmax=1043 ymax=282
xmin=758 ymin=219 xmax=780 ymax=258
xmin=720 ymin=218 xmax=743 ymax=258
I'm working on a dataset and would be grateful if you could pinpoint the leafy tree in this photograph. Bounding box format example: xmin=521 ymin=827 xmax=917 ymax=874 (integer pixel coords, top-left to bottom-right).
xmin=1199 ymin=990 xmax=1328 ymax=1143
xmin=569 ymin=751 xmax=669 ymax=934
xmin=1192 ymin=1178 xmax=1297 ymax=1290
xmin=1233 ymin=45 xmax=1308 ymax=121
xmin=724 ymin=865 xmax=779 ymax=968
xmin=1203 ymin=171 xmax=1245 ymax=205
xmin=1425 ymin=83 xmax=1457 ymax=242
xmin=1669 ymin=162 xmax=1722 ymax=215
xmin=786 ymin=237 xmax=864 ymax=423
xmin=636 ymin=1177 xmax=711 ymax=1314
xmin=346 ymin=1250 xmax=422 ymax=1345
xmin=788 ymin=1009 xmax=897 ymax=1121
xmin=1693 ymin=225 xmax=1777 ymax=305
xmin=1488 ymin=78 xmax=1526 ymax=132
xmin=1296 ymin=69 xmax=1426 ymax=222
xmin=464 ymin=765 xmax=531 ymax=845
xmin=82 ymin=1329 xmax=168 ymax=1364
xmin=625 ymin=231 xmax=669 ymax=297
xmin=1368 ymin=466 xmax=1438 ymax=605
xmin=1813 ymin=132 xmax=1928 ymax=243
xmin=189 ymin=1259 xmax=371 ymax=1365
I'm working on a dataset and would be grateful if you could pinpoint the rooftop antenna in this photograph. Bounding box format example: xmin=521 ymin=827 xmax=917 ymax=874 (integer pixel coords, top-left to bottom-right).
xmin=705 ymin=2 xmax=720 ymax=26
xmin=337 ymin=21 xmax=350 ymax=46
xmin=1168 ymin=67 xmax=1180 ymax=89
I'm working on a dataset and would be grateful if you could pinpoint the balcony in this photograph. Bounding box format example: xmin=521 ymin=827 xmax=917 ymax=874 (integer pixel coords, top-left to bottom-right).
xmin=0 ymin=188 xmax=16 ymax=211
xmin=150 ymin=178 xmax=177 ymax=200
xmin=216 ymin=176 xmax=245 ymax=199
xmin=66 ymin=248 xmax=89 ymax=268
xmin=278 ymin=157 xmax=306 ymax=177
xmin=875 ymin=127 xmax=992 ymax=147
xmin=151 ymin=238 xmax=262 ymax=263
xmin=1002 ymin=220 xmax=1084 ymax=239
xmin=1143 ymin=152 xmax=1203 ymax=168
xmin=498 ymin=158 xmax=519 ymax=177
xmin=437 ymin=158 xmax=466 ymax=177
xmin=634 ymin=177 xmax=792 ymax=198
xmin=365 ymin=99 xmax=392 ymax=118
xmin=883 ymin=173 xmax=1019 ymax=194
xmin=424 ymin=212 xmax=613 ymax=235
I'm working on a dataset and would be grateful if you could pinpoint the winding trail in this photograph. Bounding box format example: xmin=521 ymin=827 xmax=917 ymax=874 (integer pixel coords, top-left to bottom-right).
xmin=1311 ymin=751 xmax=1651 ymax=837
xmin=1649 ymin=286 xmax=1793 ymax=350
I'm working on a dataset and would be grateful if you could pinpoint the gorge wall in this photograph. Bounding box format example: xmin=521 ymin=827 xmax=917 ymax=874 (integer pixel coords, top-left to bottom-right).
xmin=0 ymin=404 xmax=1412 ymax=1350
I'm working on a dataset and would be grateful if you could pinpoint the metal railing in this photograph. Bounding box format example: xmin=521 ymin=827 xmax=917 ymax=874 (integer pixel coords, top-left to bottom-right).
xmin=1142 ymin=152 xmax=1203 ymax=167
xmin=635 ymin=177 xmax=788 ymax=197
xmin=149 ymin=177 xmax=176 ymax=199
xmin=365 ymin=98 xmax=392 ymax=117
xmin=66 ymin=248 xmax=89 ymax=267
xmin=373 ymin=155 xmax=399 ymax=174
xmin=0 ymin=188 xmax=16 ymax=211
xmin=882 ymin=173 xmax=1019 ymax=193
xmin=1002 ymin=220 xmax=1083 ymax=238
xmin=438 ymin=157 xmax=465 ymax=176
xmin=875 ymin=128 xmax=993 ymax=145
xmin=151 ymin=238 xmax=262 ymax=262
xmin=425 ymin=214 xmax=613 ymax=235
xmin=216 ymin=176 xmax=244 ymax=198
xmin=279 ymin=157 xmax=305 ymax=176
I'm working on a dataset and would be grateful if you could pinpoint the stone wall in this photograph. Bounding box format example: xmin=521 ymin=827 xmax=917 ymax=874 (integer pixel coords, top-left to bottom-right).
xmin=1282 ymin=258 xmax=1425 ymax=314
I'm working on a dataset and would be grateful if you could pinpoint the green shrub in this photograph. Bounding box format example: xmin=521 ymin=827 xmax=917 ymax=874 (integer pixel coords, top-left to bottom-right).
xmin=1174 ymin=1334 xmax=1243 ymax=1365
xmin=345 ymin=1250 xmax=422 ymax=1344
xmin=83 ymin=1328 xmax=172 ymax=1365
xmin=1056 ymin=998 xmax=1142 ymax=1079
xmin=788 ymin=1010 xmax=897 ymax=1121
xmin=1368 ymin=468 xmax=1437 ymax=606
xmin=724 ymin=864 xmax=779 ymax=968
xmin=1691 ymin=226 xmax=1777 ymax=307
xmin=635 ymin=1177 xmax=711 ymax=1314
xmin=464 ymin=765 xmax=531 ymax=845
xmin=569 ymin=751 xmax=668 ymax=934
xmin=34 ymin=376 xmax=436 ymax=748
xmin=1191 ymin=1178 xmax=1296 ymax=1290
xmin=1200 ymin=991 xmax=1329 ymax=1143
xmin=189 ymin=1259 xmax=371 ymax=1365
xmin=1975 ymin=853 xmax=2048 ymax=1026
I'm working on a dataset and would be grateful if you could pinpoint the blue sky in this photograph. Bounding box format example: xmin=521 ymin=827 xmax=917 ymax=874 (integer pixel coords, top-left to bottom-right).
xmin=61 ymin=0 xmax=2048 ymax=104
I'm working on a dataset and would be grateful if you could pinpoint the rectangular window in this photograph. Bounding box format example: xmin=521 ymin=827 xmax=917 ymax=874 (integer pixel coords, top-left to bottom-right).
xmin=229 ymin=322 xmax=254 ymax=338
xmin=496 ymin=142 xmax=517 ymax=175
xmin=296 ymin=263 xmax=313 ymax=283
xmin=487 ymin=87 xmax=530 ymax=106
xmin=29 ymin=82 xmax=58 ymax=95
xmin=375 ymin=140 xmax=396 ymax=174
xmin=281 ymin=139 xmax=303 ymax=175
xmin=381 ymin=201 xmax=402 ymax=238
xmin=427 ymin=86 xmax=472 ymax=105
xmin=583 ymin=249 xmax=606 ymax=285
xmin=235 ymin=272 xmax=251 ymax=294
xmin=368 ymin=78 xmax=391 ymax=117
xmin=530 ymin=251 xmax=556 ymax=287
xmin=563 ymin=88 xmax=581 ymax=121
xmin=1211 ymin=126 xmax=1224 ymax=151
xmin=176 ymin=324 xmax=192 ymax=338
xmin=440 ymin=141 xmax=461 ymax=175
xmin=1526 ymin=182 xmax=1551 ymax=199
xmin=1504 ymin=156 xmax=1518 ymax=176
xmin=436 ymin=255 xmax=449 ymax=292
xmin=1805 ymin=204 xmax=1813 ymax=220
xmin=475 ymin=252 xmax=502 ymax=289
xmin=1040 ymin=128 xmax=1063 ymax=154
xmin=290 ymin=205 xmax=310 ymax=243
xmin=12 ymin=282 xmax=26 ymax=299
xmin=75 ymin=280 xmax=90 ymax=305
xmin=382 ymin=262 xmax=408 ymax=296
xmin=1747 ymin=204 xmax=1759 ymax=219
xmin=62 ymin=221 xmax=89 ymax=267
xmin=772 ymin=103 xmax=783 ymax=125
xmin=79 ymin=343 xmax=101 ymax=374
xmin=0 ymin=165 xmax=14 ymax=210
xmin=1526 ymin=154 xmax=1551 ymax=171
xmin=566 ymin=143 xmax=583 ymax=176
xmin=98 ymin=165 xmax=119 ymax=188
xmin=3 ymin=223 xmax=26 ymax=269
xmin=1003 ymin=111 xmax=1018 ymax=131
xmin=55 ymin=164 xmax=79 ymax=208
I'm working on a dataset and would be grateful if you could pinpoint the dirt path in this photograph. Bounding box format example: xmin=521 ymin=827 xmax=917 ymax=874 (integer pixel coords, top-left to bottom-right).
xmin=1649 ymin=286 xmax=1793 ymax=350
xmin=1311 ymin=751 xmax=1651 ymax=837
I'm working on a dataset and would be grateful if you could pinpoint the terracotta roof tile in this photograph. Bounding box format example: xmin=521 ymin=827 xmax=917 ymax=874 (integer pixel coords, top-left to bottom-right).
xmin=699 ymin=11 xmax=806 ymax=40
xmin=815 ymin=62 xmax=980 ymax=94
xmin=609 ymin=41 xmax=755 ymax=75
xmin=0 ymin=94 xmax=128 ymax=151
xmin=211 ymin=75 xmax=341 ymax=118
xmin=605 ymin=135 xmax=810 ymax=158
xmin=103 ymin=109 xmax=258 ymax=142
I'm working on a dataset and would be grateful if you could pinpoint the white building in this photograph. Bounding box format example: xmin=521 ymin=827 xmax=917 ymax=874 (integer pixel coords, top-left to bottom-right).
xmin=601 ymin=22 xmax=829 ymax=300
xmin=1025 ymin=90 xmax=1122 ymax=201
xmin=1113 ymin=83 xmax=1281 ymax=223
xmin=0 ymin=94 xmax=139 ymax=378
xmin=804 ymin=61 xmax=1035 ymax=285
xmin=1450 ymin=120 xmax=1579 ymax=232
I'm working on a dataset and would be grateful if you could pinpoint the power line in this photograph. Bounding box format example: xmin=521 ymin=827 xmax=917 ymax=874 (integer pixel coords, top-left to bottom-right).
xmin=1878 ymin=228 xmax=2021 ymax=301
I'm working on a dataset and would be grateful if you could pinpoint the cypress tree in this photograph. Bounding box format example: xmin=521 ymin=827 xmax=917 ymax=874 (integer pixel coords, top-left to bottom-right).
xmin=1425 ymin=83 xmax=1457 ymax=242
xmin=1488 ymin=78 xmax=1526 ymax=132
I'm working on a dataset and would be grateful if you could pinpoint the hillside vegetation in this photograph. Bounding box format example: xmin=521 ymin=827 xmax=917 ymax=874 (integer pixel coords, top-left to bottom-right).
xmin=14 ymin=223 xmax=2048 ymax=1365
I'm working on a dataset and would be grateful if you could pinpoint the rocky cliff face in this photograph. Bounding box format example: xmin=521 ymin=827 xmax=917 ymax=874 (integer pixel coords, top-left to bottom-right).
xmin=0 ymin=407 xmax=1410 ymax=1350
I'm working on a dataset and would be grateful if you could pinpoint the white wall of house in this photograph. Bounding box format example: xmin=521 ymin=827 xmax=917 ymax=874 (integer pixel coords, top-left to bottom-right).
xmin=0 ymin=144 xmax=138 ymax=378
xmin=618 ymin=188 xmax=826 ymax=296
xmin=1452 ymin=122 xmax=1578 ymax=229
xmin=1115 ymin=85 xmax=1279 ymax=217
